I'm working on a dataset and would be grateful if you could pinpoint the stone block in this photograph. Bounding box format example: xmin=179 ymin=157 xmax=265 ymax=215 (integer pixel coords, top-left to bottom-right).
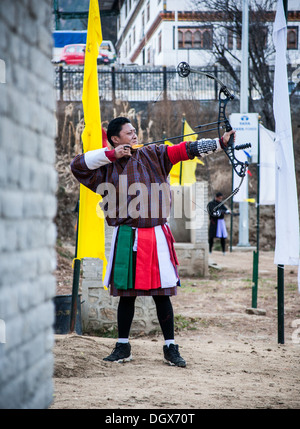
xmin=0 ymin=0 xmax=56 ymax=409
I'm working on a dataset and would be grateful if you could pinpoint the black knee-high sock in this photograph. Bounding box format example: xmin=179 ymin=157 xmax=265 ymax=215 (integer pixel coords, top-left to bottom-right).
xmin=152 ymin=295 xmax=174 ymax=340
xmin=117 ymin=296 xmax=136 ymax=339
xmin=220 ymin=237 xmax=226 ymax=253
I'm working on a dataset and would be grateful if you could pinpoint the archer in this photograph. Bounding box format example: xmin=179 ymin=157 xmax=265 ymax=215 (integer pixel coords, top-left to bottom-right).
xmin=70 ymin=116 xmax=234 ymax=367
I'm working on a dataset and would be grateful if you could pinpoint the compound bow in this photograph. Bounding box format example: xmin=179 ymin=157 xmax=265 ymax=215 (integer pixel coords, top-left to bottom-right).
xmin=177 ymin=61 xmax=251 ymax=215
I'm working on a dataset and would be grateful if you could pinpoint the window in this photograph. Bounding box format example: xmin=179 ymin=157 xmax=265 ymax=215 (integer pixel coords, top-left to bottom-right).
xmin=185 ymin=31 xmax=192 ymax=49
xmin=193 ymin=31 xmax=201 ymax=49
xmin=178 ymin=30 xmax=183 ymax=48
xmin=228 ymin=29 xmax=234 ymax=50
xmin=250 ymin=24 xmax=268 ymax=49
xmin=227 ymin=28 xmax=241 ymax=50
xmin=202 ymin=30 xmax=212 ymax=49
xmin=158 ymin=31 xmax=162 ymax=53
xmin=133 ymin=26 xmax=136 ymax=45
xmin=147 ymin=47 xmax=151 ymax=64
xmin=147 ymin=1 xmax=150 ymax=22
xmin=287 ymin=27 xmax=298 ymax=50
xmin=236 ymin=33 xmax=241 ymax=50
xmin=142 ymin=11 xmax=145 ymax=35
xmin=178 ymin=27 xmax=213 ymax=50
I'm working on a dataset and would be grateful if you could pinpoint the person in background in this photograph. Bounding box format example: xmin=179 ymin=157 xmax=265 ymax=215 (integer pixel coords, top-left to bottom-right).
xmin=208 ymin=192 xmax=231 ymax=255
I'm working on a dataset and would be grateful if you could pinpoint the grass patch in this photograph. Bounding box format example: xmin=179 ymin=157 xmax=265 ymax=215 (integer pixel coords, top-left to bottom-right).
xmin=175 ymin=314 xmax=225 ymax=332
xmin=83 ymin=326 xmax=118 ymax=338
xmin=174 ymin=314 xmax=201 ymax=331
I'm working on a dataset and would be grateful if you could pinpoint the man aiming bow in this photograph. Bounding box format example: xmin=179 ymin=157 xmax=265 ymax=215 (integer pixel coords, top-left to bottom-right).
xmin=71 ymin=116 xmax=235 ymax=367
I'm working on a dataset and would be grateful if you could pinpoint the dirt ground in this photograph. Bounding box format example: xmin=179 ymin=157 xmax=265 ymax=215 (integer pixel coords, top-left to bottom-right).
xmin=50 ymin=249 xmax=300 ymax=410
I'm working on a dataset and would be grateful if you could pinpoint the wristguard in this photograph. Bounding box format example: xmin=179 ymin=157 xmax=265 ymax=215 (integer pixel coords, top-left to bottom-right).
xmin=186 ymin=139 xmax=218 ymax=159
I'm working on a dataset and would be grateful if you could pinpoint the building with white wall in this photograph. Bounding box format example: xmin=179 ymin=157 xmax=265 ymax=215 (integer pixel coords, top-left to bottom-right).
xmin=116 ymin=0 xmax=300 ymax=67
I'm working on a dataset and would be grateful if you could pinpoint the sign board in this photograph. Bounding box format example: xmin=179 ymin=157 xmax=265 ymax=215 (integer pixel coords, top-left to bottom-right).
xmin=230 ymin=113 xmax=259 ymax=163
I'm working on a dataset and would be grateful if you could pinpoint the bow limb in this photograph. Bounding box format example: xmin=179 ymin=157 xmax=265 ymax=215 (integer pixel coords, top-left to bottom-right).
xmin=177 ymin=61 xmax=251 ymax=215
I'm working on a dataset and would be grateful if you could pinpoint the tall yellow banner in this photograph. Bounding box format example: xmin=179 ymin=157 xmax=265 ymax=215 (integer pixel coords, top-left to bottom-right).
xmin=76 ymin=0 xmax=106 ymax=273
xmin=180 ymin=120 xmax=204 ymax=185
xmin=168 ymin=119 xmax=204 ymax=186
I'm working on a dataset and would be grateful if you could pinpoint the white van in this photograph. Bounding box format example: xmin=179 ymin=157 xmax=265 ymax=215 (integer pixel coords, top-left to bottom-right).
xmin=99 ymin=40 xmax=116 ymax=63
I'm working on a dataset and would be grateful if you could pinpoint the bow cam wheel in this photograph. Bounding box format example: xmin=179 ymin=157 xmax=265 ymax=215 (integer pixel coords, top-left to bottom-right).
xmin=177 ymin=62 xmax=191 ymax=78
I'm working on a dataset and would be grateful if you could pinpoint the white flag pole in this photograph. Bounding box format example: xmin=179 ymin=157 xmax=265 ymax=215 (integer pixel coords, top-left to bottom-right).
xmin=273 ymin=0 xmax=300 ymax=343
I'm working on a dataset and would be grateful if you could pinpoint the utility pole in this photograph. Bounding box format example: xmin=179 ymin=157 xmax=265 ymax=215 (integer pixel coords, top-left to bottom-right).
xmin=238 ymin=0 xmax=250 ymax=247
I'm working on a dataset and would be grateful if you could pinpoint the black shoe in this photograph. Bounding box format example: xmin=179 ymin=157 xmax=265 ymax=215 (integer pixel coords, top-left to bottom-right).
xmin=103 ymin=342 xmax=132 ymax=363
xmin=163 ymin=344 xmax=186 ymax=367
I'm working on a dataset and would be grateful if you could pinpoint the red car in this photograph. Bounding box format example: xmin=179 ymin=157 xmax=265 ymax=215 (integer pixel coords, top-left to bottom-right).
xmin=59 ymin=43 xmax=110 ymax=66
xmin=59 ymin=44 xmax=86 ymax=65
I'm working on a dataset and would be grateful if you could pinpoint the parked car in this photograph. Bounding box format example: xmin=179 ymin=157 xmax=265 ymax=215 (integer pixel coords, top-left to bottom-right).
xmin=97 ymin=52 xmax=110 ymax=65
xmin=59 ymin=44 xmax=86 ymax=65
xmin=99 ymin=40 xmax=117 ymax=63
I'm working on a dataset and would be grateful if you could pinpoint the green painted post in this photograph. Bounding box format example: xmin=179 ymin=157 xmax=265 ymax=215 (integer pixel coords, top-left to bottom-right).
xmin=252 ymin=250 xmax=258 ymax=308
xmin=277 ymin=264 xmax=285 ymax=344
xmin=251 ymin=121 xmax=260 ymax=308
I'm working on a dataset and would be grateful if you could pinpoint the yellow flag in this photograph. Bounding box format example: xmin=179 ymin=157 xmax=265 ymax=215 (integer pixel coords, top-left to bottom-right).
xmin=165 ymin=140 xmax=181 ymax=186
xmin=76 ymin=0 xmax=107 ymax=275
xmin=168 ymin=120 xmax=204 ymax=186
xmin=180 ymin=120 xmax=204 ymax=185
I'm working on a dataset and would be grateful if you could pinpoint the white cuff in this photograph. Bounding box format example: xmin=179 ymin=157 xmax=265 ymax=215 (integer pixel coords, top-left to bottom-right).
xmin=215 ymin=138 xmax=222 ymax=151
xmin=84 ymin=148 xmax=112 ymax=170
xmin=197 ymin=138 xmax=222 ymax=158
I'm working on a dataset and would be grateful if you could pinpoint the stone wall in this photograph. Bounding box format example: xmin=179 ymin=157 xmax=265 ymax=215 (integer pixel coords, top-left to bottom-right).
xmin=170 ymin=182 xmax=209 ymax=277
xmin=0 ymin=0 xmax=57 ymax=409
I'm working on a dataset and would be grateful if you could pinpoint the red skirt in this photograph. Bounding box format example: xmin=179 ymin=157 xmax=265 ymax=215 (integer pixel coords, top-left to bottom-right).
xmin=105 ymin=225 xmax=179 ymax=297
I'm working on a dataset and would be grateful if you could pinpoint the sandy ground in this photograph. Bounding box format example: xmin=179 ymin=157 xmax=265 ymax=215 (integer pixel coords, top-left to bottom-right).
xmin=50 ymin=250 xmax=300 ymax=409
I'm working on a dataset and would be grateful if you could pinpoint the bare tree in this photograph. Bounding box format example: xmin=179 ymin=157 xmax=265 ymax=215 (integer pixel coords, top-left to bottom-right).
xmin=192 ymin=0 xmax=276 ymax=129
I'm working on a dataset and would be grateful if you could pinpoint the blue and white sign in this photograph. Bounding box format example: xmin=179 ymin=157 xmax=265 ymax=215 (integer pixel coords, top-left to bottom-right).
xmin=230 ymin=113 xmax=259 ymax=163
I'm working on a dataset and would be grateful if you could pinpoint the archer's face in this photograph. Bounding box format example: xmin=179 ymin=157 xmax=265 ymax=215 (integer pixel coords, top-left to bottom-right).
xmin=111 ymin=123 xmax=138 ymax=147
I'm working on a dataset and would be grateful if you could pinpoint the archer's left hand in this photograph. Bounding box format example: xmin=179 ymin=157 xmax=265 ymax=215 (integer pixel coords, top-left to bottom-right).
xmin=222 ymin=130 xmax=236 ymax=147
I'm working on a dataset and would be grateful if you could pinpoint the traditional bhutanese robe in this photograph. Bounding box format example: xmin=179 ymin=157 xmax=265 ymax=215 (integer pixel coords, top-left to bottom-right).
xmin=71 ymin=140 xmax=221 ymax=296
xmin=207 ymin=200 xmax=229 ymax=240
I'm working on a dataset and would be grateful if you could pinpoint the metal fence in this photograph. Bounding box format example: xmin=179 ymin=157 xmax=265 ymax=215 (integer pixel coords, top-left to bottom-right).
xmin=54 ymin=65 xmax=243 ymax=102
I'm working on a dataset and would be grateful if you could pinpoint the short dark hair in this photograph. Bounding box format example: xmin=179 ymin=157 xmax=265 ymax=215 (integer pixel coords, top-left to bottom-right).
xmin=216 ymin=192 xmax=223 ymax=197
xmin=107 ymin=117 xmax=131 ymax=147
